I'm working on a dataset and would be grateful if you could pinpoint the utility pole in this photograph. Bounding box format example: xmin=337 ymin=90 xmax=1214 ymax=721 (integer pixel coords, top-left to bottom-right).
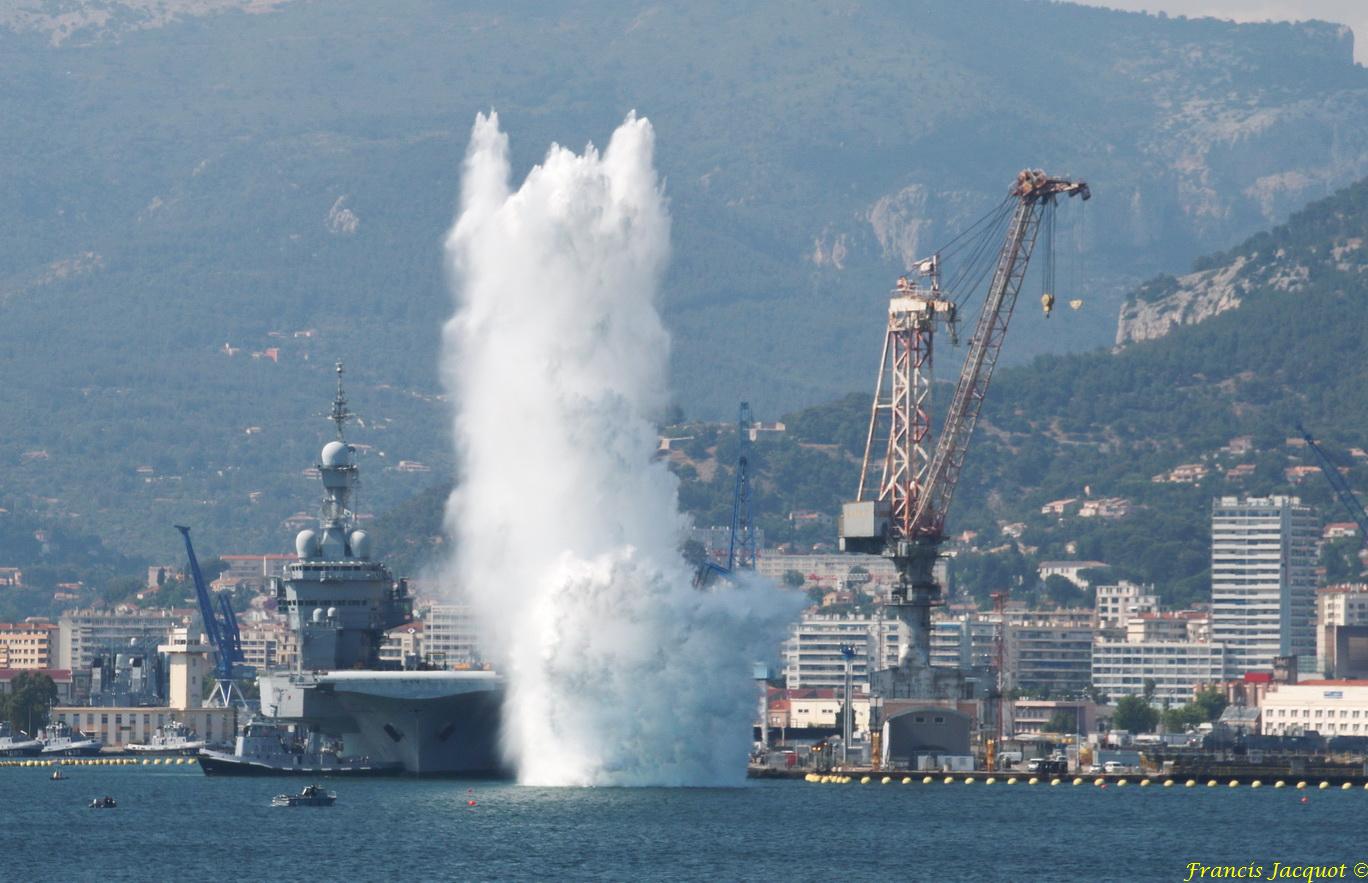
xmin=840 ymin=644 xmax=855 ymax=765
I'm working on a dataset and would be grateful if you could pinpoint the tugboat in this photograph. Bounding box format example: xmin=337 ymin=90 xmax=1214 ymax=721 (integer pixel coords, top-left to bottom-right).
xmin=40 ymin=721 xmax=103 ymax=757
xmin=0 ymin=722 xmax=43 ymax=757
xmin=126 ymin=721 xmax=207 ymax=755
xmin=271 ymin=784 xmax=336 ymax=807
xmin=198 ymin=718 xmax=402 ymax=777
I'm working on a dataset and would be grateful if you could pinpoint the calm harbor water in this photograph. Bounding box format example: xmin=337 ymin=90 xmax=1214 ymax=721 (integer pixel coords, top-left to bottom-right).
xmin=4 ymin=766 xmax=1367 ymax=881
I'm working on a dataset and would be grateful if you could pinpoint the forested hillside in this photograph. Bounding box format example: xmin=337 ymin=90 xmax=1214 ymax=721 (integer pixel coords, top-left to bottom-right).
xmin=4 ymin=0 xmax=1368 ymax=562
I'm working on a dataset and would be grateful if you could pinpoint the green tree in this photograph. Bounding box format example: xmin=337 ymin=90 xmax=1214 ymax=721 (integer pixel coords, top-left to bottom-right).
xmin=1043 ymin=710 xmax=1076 ymax=733
xmin=782 ymin=569 xmax=805 ymax=588
xmin=1112 ymin=695 xmax=1159 ymax=733
xmin=2 ymin=671 xmax=58 ymax=734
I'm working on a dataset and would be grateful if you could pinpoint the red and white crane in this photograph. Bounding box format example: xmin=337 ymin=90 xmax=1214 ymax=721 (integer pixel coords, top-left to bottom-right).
xmin=841 ymin=169 xmax=1090 ymax=676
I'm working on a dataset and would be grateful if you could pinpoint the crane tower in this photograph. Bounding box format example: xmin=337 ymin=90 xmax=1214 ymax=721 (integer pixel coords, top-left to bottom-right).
xmin=840 ymin=169 xmax=1089 ymax=698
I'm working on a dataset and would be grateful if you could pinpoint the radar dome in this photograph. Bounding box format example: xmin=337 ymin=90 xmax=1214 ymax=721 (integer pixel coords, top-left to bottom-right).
xmin=349 ymin=530 xmax=372 ymax=560
xmin=321 ymin=441 xmax=353 ymax=467
xmin=295 ymin=529 xmax=320 ymax=560
xmin=326 ymin=607 xmax=338 ymax=620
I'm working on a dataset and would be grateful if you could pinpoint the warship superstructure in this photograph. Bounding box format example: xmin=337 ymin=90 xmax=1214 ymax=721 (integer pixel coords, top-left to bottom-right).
xmin=254 ymin=365 xmax=504 ymax=776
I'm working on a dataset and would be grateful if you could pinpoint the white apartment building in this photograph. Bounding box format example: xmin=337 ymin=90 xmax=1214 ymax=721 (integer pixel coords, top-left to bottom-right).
xmin=1095 ymin=581 xmax=1158 ymax=629
xmin=1261 ymin=680 xmax=1368 ymax=737
xmin=57 ymin=608 xmax=187 ymax=670
xmin=424 ymin=604 xmax=481 ymax=666
xmin=783 ymin=613 xmax=905 ymax=690
xmin=1210 ymin=496 xmax=1318 ymax=674
xmin=1091 ymin=640 xmax=1227 ymax=704
xmin=930 ymin=616 xmax=999 ymax=671
xmin=1317 ymin=584 xmax=1368 ymax=675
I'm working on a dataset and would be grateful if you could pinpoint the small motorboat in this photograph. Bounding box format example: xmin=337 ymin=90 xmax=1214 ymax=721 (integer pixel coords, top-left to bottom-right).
xmin=51 ymin=769 xmax=65 ymax=781
xmin=271 ymin=784 xmax=336 ymax=807
xmin=89 ymin=796 xmax=117 ymax=809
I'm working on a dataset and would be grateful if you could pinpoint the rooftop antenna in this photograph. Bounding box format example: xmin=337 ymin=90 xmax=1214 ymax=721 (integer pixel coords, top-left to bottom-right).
xmin=330 ymin=361 xmax=352 ymax=440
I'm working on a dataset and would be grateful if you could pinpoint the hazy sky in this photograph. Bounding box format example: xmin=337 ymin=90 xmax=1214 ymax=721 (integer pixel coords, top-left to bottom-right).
xmin=1077 ymin=1 xmax=1366 ymax=63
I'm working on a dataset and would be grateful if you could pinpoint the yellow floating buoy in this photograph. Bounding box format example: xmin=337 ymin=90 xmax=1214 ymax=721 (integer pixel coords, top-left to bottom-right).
xmin=1072 ymin=777 xmax=1083 ymax=786
xmin=1207 ymin=780 xmax=1218 ymax=788
xmin=881 ymin=777 xmax=891 ymax=785
xmin=1140 ymin=779 xmax=1150 ymax=787
xmin=1319 ymin=782 xmax=1330 ymax=791
xmin=859 ymin=776 xmax=870 ymax=785
xmin=1251 ymin=781 xmax=1262 ymax=789
xmin=1229 ymin=780 xmax=1240 ymax=788
xmin=1185 ymin=780 xmax=1196 ymax=788
xmin=1296 ymin=782 xmax=1307 ymax=790
xmin=985 ymin=777 xmax=995 ymax=785
xmin=1342 ymin=782 xmax=1352 ymax=791
xmin=1006 ymin=777 xmax=1017 ymax=785
xmin=1050 ymin=778 xmax=1061 ymax=786
xmin=923 ymin=776 xmax=933 ymax=784
xmin=1275 ymin=781 xmax=1285 ymax=789
xmin=943 ymin=776 xmax=954 ymax=785
xmin=1028 ymin=777 xmax=1039 ymax=785
xmin=1163 ymin=780 xmax=1174 ymax=788
xmin=1094 ymin=777 xmax=1105 ymax=787
xmin=963 ymin=776 xmax=974 ymax=785
xmin=901 ymin=777 xmax=912 ymax=785
xmin=1116 ymin=778 xmax=1127 ymax=787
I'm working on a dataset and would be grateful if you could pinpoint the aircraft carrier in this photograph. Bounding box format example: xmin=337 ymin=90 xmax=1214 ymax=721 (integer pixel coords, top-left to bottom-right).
xmin=254 ymin=364 xmax=505 ymax=776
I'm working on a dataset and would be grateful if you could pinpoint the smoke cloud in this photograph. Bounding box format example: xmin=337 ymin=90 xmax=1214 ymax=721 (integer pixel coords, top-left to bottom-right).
xmin=441 ymin=111 xmax=798 ymax=786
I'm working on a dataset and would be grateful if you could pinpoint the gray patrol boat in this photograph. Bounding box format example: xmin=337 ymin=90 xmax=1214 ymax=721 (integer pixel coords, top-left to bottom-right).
xmin=254 ymin=365 xmax=504 ymax=776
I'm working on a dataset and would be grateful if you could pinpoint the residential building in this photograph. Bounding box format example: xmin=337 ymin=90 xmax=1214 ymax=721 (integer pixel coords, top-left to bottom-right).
xmin=1124 ymin=612 xmax=1208 ymax=643
xmin=1078 ymin=497 xmax=1131 ymax=519
xmin=1210 ymin=496 xmax=1318 ymax=674
xmin=1260 ymin=680 xmax=1368 ymax=737
xmin=380 ymin=621 xmax=424 ymax=668
xmin=238 ymin=620 xmax=297 ymax=671
xmin=1091 ymin=640 xmax=1227 ymax=704
xmin=57 ymin=608 xmax=187 ymax=670
xmin=783 ymin=613 xmax=905 ymax=691
xmin=0 ymin=621 xmax=57 ymax=669
xmin=1317 ymin=584 xmax=1368 ymax=676
xmin=930 ymin=615 xmax=1000 ymax=671
xmin=0 ymin=567 xmax=23 ymax=587
xmin=1036 ymin=562 xmax=1108 ymax=589
xmin=424 ymin=604 xmax=481 ymax=667
xmin=756 ymin=553 xmax=898 ymax=589
xmin=1004 ymin=612 xmax=1095 ymax=695
xmin=0 ymin=668 xmax=78 ymax=706
xmin=1095 ymin=581 xmax=1158 ymax=629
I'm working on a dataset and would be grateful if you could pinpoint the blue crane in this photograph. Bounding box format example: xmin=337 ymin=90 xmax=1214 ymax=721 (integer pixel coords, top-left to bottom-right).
xmin=1296 ymin=424 xmax=1368 ymax=543
xmin=694 ymin=402 xmax=760 ymax=587
xmin=176 ymin=525 xmax=252 ymax=707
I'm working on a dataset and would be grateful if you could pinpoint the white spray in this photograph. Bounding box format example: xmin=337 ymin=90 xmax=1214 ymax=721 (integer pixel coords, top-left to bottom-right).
xmin=441 ymin=112 xmax=798 ymax=786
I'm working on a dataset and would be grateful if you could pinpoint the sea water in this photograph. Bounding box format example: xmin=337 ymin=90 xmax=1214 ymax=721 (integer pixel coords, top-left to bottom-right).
xmin=6 ymin=767 xmax=1368 ymax=881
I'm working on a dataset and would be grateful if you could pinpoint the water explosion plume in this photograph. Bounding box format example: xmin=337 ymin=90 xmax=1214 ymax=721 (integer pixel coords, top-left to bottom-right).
xmin=441 ymin=112 xmax=798 ymax=786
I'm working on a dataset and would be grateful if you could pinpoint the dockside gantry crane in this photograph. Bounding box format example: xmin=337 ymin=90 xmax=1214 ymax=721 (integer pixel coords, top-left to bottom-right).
xmin=1297 ymin=424 xmax=1368 ymax=544
xmin=840 ymin=170 xmax=1090 ymax=683
xmin=177 ymin=525 xmax=253 ymax=708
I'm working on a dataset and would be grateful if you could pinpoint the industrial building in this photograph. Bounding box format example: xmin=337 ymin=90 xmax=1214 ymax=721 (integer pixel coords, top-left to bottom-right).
xmin=1210 ymin=496 xmax=1318 ymax=674
xmin=50 ymin=628 xmax=236 ymax=748
xmin=1260 ymin=680 xmax=1368 ymax=737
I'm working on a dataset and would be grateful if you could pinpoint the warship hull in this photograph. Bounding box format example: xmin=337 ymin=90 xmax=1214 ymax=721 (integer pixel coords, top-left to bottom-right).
xmin=197 ymin=752 xmax=402 ymax=777
xmin=258 ymin=670 xmax=506 ymax=777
